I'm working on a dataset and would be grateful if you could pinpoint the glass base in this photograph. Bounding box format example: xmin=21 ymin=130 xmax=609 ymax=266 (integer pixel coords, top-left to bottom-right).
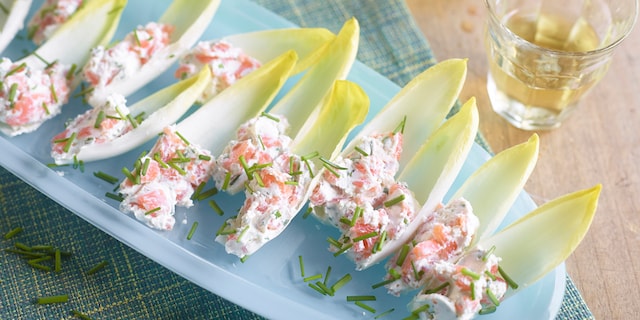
xmin=486 ymin=74 xmax=569 ymax=131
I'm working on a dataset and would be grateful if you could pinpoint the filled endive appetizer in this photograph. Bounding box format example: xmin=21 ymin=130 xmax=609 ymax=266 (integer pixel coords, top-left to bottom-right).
xmin=0 ymin=0 xmax=32 ymax=53
xmin=0 ymin=0 xmax=125 ymax=136
xmin=117 ymin=51 xmax=298 ymax=230
xmin=309 ymin=59 xmax=473 ymax=270
xmin=82 ymin=0 xmax=220 ymax=105
xmin=407 ymin=184 xmax=600 ymax=319
xmin=27 ymin=0 xmax=84 ymax=45
xmin=50 ymin=67 xmax=210 ymax=165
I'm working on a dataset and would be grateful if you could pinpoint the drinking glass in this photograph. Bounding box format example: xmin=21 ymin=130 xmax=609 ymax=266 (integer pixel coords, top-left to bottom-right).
xmin=485 ymin=0 xmax=638 ymax=130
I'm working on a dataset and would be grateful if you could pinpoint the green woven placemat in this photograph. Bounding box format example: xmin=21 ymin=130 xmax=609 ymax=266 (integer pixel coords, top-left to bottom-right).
xmin=0 ymin=0 xmax=594 ymax=319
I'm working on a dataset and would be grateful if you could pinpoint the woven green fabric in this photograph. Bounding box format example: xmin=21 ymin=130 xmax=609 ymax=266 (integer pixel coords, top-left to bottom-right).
xmin=0 ymin=0 xmax=594 ymax=319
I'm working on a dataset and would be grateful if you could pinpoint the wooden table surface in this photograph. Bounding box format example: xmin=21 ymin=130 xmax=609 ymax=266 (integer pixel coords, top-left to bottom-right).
xmin=406 ymin=1 xmax=640 ymax=319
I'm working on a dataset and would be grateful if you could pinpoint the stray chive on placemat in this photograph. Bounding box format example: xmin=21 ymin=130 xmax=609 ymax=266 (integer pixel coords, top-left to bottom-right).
xmin=0 ymin=0 xmax=594 ymax=319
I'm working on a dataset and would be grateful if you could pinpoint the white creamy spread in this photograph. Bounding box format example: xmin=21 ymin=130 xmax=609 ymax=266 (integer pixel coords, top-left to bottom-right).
xmin=174 ymin=40 xmax=261 ymax=103
xmin=0 ymin=58 xmax=72 ymax=136
xmin=119 ymin=125 xmax=214 ymax=230
xmin=28 ymin=0 xmax=84 ymax=45
xmin=83 ymin=22 xmax=173 ymax=99
xmin=385 ymin=198 xmax=480 ymax=296
xmin=214 ymin=113 xmax=312 ymax=258
xmin=309 ymin=132 xmax=421 ymax=266
xmin=51 ymin=94 xmax=132 ymax=161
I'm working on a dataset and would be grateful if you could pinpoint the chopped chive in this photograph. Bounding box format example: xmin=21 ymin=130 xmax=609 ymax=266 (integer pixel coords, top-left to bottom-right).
xmin=28 ymin=256 xmax=52 ymax=264
xmin=28 ymin=262 xmax=51 ymax=271
xmin=36 ymin=294 xmax=69 ymax=304
xmin=354 ymin=146 xmax=369 ymax=156
xmin=323 ymin=266 xmax=332 ymax=285
xmin=236 ymin=226 xmax=249 ymax=242
xmin=321 ymin=161 xmax=340 ymax=177
xmin=175 ymin=130 xmax=190 ymax=145
xmin=93 ymin=171 xmax=119 ymax=184
xmin=126 ymin=114 xmax=138 ymax=128
xmin=6 ymin=63 xmax=26 ymax=77
xmin=302 ymin=207 xmax=313 ymax=219
xmin=198 ymin=154 xmax=211 ymax=161
xmin=423 ymin=282 xmax=449 ymax=294
xmin=86 ymin=260 xmax=108 ymax=275
xmin=303 ymin=159 xmax=314 ymax=178
xmin=153 ymin=152 xmax=169 ymax=168
xmin=351 ymin=206 xmax=362 ymax=226
xmin=71 ymin=310 xmax=93 ymax=320
xmin=353 ymin=231 xmax=378 ymax=242
xmin=388 ymin=268 xmax=401 ymax=280
xmin=66 ymin=64 xmax=77 ymax=80
xmin=191 ymin=182 xmax=206 ymax=200
xmin=303 ymin=274 xmax=323 ymax=282
xmin=208 ymin=200 xmax=224 ymax=216
xmin=196 ymin=187 xmax=218 ymax=201
xmin=141 ymin=158 xmax=151 ymax=176
xmin=346 ymin=295 xmax=376 ymax=302
xmin=253 ymin=171 xmax=265 ymax=188
xmin=186 ymin=221 xmax=198 ymax=240
xmin=498 ymin=265 xmax=519 ymax=289
xmin=73 ymin=85 xmax=94 ymax=98
xmin=31 ymin=245 xmax=53 ymax=251
xmin=393 ymin=116 xmax=407 ymax=134
xmin=478 ymin=306 xmax=497 ymax=315
xmin=50 ymin=83 xmax=59 ymax=103
xmin=240 ymin=255 xmax=250 ymax=263
xmin=319 ymin=157 xmax=347 ymax=170
xmin=284 ymin=180 xmax=298 ymax=186
xmin=301 ymin=151 xmax=319 ymax=161
xmin=461 ymin=267 xmax=481 ymax=280
xmin=339 ymin=217 xmax=353 ymax=226
xmin=326 ymin=237 xmax=342 ymax=249
xmin=482 ymin=245 xmax=496 ymax=261
xmin=257 ymin=134 xmax=266 ymax=150
xmin=144 ymin=207 xmax=161 ymax=216
xmin=8 ymin=83 xmax=18 ymax=102
xmin=4 ymin=227 xmax=23 ymax=239
xmin=486 ymin=288 xmax=501 ymax=306
xmin=371 ymin=278 xmax=397 ymax=289
xmin=105 ymin=192 xmax=124 ymax=202
xmin=315 ymin=281 xmax=334 ymax=296
xmin=15 ymin=242 xmax=31 ymax=251
xmin=355 ymin=301 xmax=376 ymax=313
xmin=330 ymin=273 xmax=352 ymax=292
xmin=221 ymin=171 xmax=231 ymax=191
xmin=374 ymin=308 xmax=395 ymax=319
xmin=133 ymin=29 xmax=141 ymax=46
xmin=42 ymin=102 xmax=50 ymax=115
xmin=167 ymin=161 xmax=187 ymax=176
xmin=396 ymin=244 xmax=411 ymax=267
xmin=383 ymin=194 xmax=405 ymax=207
xmin=332 ymin=243 xmax=353 ymax=257
xmin=373 ymin=231 xmax=387 ymax=253
xmin=260 ymin=111 xmax=280 ymax=122
xmin=244 ymin=181 xmax=254 ymax=194
xmin=5 ymin=248 xmax=46 ymax=258
xmin=485 ymin=270 xmax=497 ymax=281
xmin=121 ymin=167 xmax=138 ymax=184
xmin=307 ymin=282 xmax=327 ymax=295
xmin=54 ymin=249 xmax=61 ymax=273
xmin=470 ymin=281 xmax=476 ymax=300
xmin=298 ymin=255 xmax=305 ymax=277
xmin=239 ymin=155 xmax=251 ymax=179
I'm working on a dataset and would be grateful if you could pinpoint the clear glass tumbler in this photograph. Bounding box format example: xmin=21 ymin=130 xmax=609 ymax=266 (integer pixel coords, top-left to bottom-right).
xmin=485 ymin=0 xmax=638 ymax=130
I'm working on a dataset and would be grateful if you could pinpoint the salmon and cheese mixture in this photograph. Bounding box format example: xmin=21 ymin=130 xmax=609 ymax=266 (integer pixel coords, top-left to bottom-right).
xmin=50 ymin=93 xmax=134 ymax=161
xmin=119 ymin=126 xmax=214 ymax=230
xmin=214 ymin=113 xmax=312 ymax=258
xmin=27 ymin=0 xmax=84 ymax=45
xmin=174 ymin=40 xmax=261 ymax=103
xmin=310 ymin=131 xmax=421 ymax=267
xmin=83 ymin=22 xmax=174 ymax=91
xmin=0 ymin=58 xmax=72 ymax=136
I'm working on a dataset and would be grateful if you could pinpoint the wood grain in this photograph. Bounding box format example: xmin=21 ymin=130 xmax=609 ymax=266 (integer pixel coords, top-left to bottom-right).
xmin=405 ymin=1 xmax=640 ymax=319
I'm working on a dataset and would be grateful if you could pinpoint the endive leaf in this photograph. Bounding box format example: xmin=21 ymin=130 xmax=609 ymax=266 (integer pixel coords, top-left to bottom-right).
xmin=224 ymin=26 xmax=335 ymax=75
xmin=23 ymin=0 xmax=125 ymax=71
xmin=53 ymin=67 xmax=211 ymax=164
xmin=176 ymin=50 xmax=298 ymax=153
xmin=272 ymin=17 xmax=359 ymax=141
xmin=451 ymin=133 xmax=539 ymax=246
xmin=341 ymin=58 xmax=467 ymax=170
xmin=477 ymin=184 xmax=601 ymax=297
xmin=357 ymin=98 xmax=479 ymax=269
xmin=0 ymin=0 xmax=32 ymax=53
xmin=87 ymin=0 xmax=220 ymax=103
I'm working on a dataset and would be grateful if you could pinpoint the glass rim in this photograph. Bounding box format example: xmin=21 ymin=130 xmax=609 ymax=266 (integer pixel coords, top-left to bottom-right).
xmin=485 ymin=0 xmax=639 ymax=56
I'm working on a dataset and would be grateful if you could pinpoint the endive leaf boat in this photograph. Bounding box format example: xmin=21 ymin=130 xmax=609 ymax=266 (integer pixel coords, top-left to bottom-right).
xmin=116 ymin=51 xmax=298 ymax=231
xmin=212 ymin=18 xmax=370 ymax=258
xmin=50 ymin=67 xmax=211 ymax=165
xmin=83 ymin=0 xmax=221 ymax=105
xmin=0 ymin=0 xmax=32 ymax=53
xmin=26 ymin=0 xmax=83 ymax=45
xmin=309 ymin=59 xmax=474 ymax=270
xmin=408 ymin=184 xmax=601 ymax=320
xmin=0 ymin=0 xmax=125 ymax=136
